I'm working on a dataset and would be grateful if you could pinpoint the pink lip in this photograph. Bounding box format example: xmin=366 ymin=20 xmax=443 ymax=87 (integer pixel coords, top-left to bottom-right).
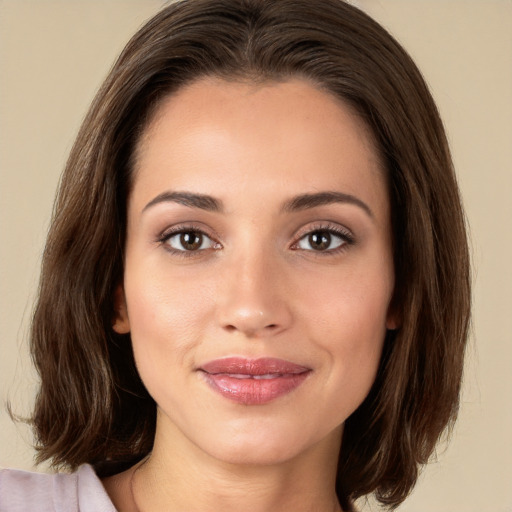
xmin=199 ymin=357 xmax=311 ymax=405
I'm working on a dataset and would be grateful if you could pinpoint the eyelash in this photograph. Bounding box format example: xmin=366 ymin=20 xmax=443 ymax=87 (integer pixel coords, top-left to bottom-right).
xmin=290 ymin=222 xmax=355 ymax=255
xmin=157 ymin=224 xmax=221 ymax=258
xmin=157 ymin=222 xmax=355 ymax=257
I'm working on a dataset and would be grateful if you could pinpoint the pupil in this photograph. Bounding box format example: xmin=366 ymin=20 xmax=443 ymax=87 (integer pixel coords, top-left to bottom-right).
xmin=309 ymin=231 xmax=331 ymax=250
xmin=180 ymin=232 xmax=202 ymax=250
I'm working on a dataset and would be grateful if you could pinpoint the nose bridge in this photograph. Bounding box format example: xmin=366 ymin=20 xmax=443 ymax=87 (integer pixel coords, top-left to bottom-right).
xmin=216 ymin=241 xmax=291 ymax=337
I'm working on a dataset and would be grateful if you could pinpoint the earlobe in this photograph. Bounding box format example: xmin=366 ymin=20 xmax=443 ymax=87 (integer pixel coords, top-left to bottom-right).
xmin=386 ymin=300 xmax=402 ymax=331
xmin=113 ymin=284 xmax=130 ymax=334
xmin=386 ymin=306 xmax=401 ymax=330
xmin=386 ymin=316 xmax=399 ymax=331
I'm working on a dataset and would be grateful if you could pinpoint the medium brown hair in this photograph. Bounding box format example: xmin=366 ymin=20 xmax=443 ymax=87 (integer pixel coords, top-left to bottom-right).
xmin=30 ymin=0 xmax=470 ymax=509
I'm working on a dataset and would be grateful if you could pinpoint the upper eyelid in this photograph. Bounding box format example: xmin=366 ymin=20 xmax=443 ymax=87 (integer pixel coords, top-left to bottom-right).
xmin=292 ymin=222 xmax=354 ymax=240
xmin=158 ymin=223 xmax=218 ymax=241
xmin=290 ymin=222 xmax=355 ymax=251
xmin=161 ymin=228 xmax=213 ymax=242
xmin=158 ymin=226 xmax=221 ymax=255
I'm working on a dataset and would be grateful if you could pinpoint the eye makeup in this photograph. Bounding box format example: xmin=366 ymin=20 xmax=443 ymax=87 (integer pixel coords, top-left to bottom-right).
xmin=154 ymin=219 xmax=356 ymax=260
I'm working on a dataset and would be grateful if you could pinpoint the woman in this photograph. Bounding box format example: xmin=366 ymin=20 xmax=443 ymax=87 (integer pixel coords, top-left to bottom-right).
xmin=0 ymin=0 xmax=470 ymax=510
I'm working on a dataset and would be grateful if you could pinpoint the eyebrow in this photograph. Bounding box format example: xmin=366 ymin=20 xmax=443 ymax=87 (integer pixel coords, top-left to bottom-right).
xmin=142 ymin=190 xmax=373 ymax=219
xmin=282 ymin=191 xmax=374 ymax=219
xmin=142 ymin=191 xmax=223 ymax=213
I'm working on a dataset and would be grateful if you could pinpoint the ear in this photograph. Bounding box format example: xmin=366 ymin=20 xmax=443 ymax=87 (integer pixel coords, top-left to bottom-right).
xmin=386 ymin=314 xmax=399 ymax=330
xmin=385 ymin=303 xmax=401 ymax=330
xmin=113 ymin=284 xmax=130 ymax=334
xmin=386 ymin=295 xmax=402 ymax=331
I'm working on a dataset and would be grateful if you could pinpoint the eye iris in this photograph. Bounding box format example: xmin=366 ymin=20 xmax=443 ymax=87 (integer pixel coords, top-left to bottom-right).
xmin=180 ymin=231 xmax=202 ymax=250
xmin=309 ymin=231 xmax=331 ymax=251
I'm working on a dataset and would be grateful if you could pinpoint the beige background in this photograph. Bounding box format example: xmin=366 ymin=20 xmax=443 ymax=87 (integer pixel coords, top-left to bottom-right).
xmin=1 ymin=1 xmax=511 ymax=511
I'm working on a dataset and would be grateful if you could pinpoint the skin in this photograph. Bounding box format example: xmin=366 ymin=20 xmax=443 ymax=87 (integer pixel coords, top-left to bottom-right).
xmin=104 ymin=78 xmax=397 ymax=512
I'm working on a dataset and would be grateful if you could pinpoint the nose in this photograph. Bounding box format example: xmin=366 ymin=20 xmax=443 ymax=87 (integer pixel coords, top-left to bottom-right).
xmin=216 ymin=251 xmax=293 ymax=339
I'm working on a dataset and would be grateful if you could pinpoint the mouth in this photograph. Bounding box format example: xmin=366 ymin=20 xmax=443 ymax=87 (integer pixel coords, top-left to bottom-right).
xmin=198 ymin=357 xmax=311 ymax=405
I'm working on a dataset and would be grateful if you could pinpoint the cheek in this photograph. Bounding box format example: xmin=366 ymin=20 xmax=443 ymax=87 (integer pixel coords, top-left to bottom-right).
xmin=301 ymin=260 xmax=393 ymax=341
xmin=299 ymin=261 xmax=392 ymax=398
xmin=123 ymin=264 xmax=216 ymax=375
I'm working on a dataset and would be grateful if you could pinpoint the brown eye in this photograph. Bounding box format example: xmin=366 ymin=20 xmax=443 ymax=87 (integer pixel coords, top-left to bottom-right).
xmin=297 ymin=229 xmax=346 ymax=252
xmin=308 ymin=231 xmax=331 ymax=251
xmin=166 ymin=230 xmax=214 ymax=252
xmin=180 ymin=232 xmax=203 ymax=250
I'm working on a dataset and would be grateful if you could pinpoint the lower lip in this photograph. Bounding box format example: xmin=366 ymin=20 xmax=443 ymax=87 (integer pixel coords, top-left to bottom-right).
xmin=201 ymin=372 xmax=310 ymax=405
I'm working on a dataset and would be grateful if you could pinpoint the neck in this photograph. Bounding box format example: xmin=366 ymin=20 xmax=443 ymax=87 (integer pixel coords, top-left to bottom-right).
xmin=132 ymin=413 xmax=343 ymax=512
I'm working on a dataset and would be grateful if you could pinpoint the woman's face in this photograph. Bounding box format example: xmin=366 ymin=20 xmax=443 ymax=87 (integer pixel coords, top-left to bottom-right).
xmin=115 ymin=78 xmax=396 ymax=466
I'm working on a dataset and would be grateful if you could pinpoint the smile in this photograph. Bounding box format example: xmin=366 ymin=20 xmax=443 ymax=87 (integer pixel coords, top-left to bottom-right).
xmin=199 ymin=357 xmax=311 ymax=405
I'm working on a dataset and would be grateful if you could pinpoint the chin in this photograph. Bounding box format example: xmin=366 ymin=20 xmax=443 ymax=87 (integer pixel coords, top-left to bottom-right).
xmin=198 ymin=419 xmax=341 ymax=468
xmin=208 ymin=439 xmax=305 ymax=467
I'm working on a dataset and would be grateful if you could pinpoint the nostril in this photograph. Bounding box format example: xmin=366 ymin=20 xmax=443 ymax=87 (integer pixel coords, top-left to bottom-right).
xmin=222 ymin=323 xmax=279 ymax=335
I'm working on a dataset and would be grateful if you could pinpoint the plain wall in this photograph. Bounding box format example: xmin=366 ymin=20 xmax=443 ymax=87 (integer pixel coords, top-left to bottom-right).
xmin=1 ymin=1 xmax=511 ymax=511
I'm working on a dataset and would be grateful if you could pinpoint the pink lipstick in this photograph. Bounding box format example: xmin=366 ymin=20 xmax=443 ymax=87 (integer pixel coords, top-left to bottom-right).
xmin=199 ymin=357 xmax=311 ymax=405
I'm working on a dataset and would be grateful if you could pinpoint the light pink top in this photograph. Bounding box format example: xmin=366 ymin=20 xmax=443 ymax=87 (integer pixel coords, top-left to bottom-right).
xmin=0 ymin=464 xmax=116 ymax=511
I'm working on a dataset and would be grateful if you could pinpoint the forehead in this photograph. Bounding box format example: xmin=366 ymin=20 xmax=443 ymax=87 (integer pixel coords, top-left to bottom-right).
xmin=131 ymin=77 xmax=388 ymax=218
xmin=137 ymin=77 xmax=380 ymax=161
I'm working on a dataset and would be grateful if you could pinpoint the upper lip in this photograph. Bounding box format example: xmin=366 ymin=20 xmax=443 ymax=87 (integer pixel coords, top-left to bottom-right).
xmin=200 ymin=357 xmax=310 ymax=376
